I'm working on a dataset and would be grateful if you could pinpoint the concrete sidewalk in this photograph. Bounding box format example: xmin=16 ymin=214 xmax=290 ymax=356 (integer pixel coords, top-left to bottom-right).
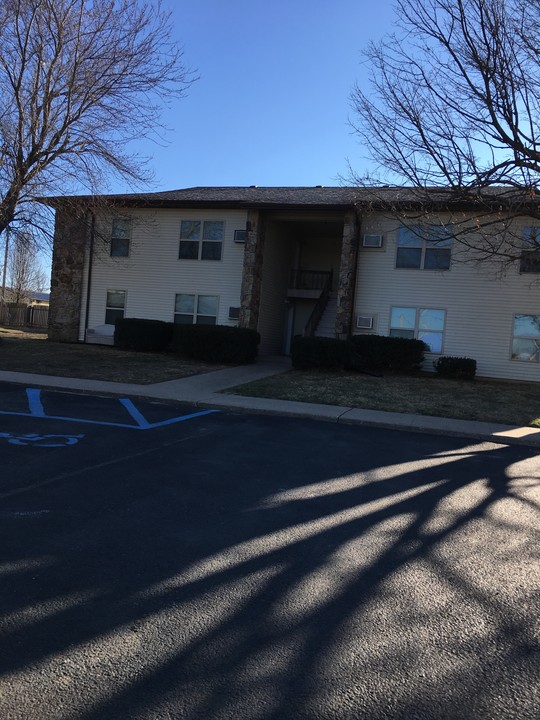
xmin=1 ymin=357 xmax=540 ymax=448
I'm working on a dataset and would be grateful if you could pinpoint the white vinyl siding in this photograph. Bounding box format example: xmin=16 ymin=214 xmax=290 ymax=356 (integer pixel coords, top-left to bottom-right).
xmin=355 ymin=214 xmax=540 ymax=381
xmin=80 ymin=208 xmax=246 ymax=340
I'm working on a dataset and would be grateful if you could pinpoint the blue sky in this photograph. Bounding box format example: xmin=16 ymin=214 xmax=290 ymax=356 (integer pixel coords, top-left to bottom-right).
xmin=114 ymin=0 xmax=397 ymax=193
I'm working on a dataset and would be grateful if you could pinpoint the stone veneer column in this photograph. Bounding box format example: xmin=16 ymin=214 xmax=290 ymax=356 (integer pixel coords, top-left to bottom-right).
xmin=48 ymin=206 xmax=89 ymax=342
xmin=239 ymin=209 xmax=265 ymax=331
xmin=335 ymin=209 xmax=359 ymax=338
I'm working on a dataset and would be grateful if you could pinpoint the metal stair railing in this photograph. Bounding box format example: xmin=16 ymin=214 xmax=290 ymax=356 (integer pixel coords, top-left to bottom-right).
xmin=303 ymin=269 xmax=333 ymax=337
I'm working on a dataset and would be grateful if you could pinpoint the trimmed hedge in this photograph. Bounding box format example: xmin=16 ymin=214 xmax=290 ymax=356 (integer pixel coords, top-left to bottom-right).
xmin=172 ymin=324 xmax=260 ymax=364
xmin=114 ymin=318 xmax=173 ymax=352
xmin=348 ymin=334 xmax=426 ymax=372
xmin=292 ymin=334 xmax=427 ymax=372
xmin=291 ymin=336 xmax=352 ymax=370
xmin=433 ymin=356 xmax=477 ymax=380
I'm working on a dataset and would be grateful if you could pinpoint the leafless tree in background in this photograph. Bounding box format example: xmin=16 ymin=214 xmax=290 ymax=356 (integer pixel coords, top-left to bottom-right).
xmin=350 ymin=0 xmax=540 ymax=263
xmin=0 ymin=0 xmax=194 ymax=248
xmin=7 ymin=232 xmax=48 ymax=304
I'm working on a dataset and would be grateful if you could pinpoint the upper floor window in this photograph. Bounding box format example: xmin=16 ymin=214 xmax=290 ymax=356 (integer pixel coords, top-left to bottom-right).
xmin=396 ymin=226 xmax=451 ymax=270
xmin=389 ymin=306 xmax=446 ymax=353
xmin=111 ymin=217 xmax=131 ymax=257
xmin=512 ymin=314 xmax=540 ymax=361
xmin=519 ymin=227 xmax=540 ymax=273
xmin=179 ymin=220 xmax=223 ymax=261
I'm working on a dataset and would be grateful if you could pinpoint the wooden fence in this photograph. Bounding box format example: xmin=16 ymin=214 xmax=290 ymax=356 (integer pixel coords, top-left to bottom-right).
xmin=0 ymin=303 xmax=49 ymax=328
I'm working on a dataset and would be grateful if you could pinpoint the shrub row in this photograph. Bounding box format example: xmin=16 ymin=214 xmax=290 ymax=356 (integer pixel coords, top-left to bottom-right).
xmin=291 ymin=335 xmax=427 ymax=372
xmin=171 ymin=324 xmax=260 ymax=364
xmin=114 ymin=318 xmax=172 ymax=352
xmin=349 ymin=334 xmax=428 ymax=372
xmin=114 ymin=318 xmax=260 ymax=364
xmin=433 ymin=356 xmax=476 ymax=380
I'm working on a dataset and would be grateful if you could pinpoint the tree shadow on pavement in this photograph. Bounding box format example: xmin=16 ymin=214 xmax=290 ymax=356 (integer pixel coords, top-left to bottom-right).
xmin=1 ymin=416 xmax=539 ymax=719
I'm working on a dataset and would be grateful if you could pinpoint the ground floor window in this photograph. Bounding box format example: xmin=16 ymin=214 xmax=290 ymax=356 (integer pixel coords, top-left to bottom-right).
xmin=389 ymin=306 xmax=446 ymax=353
xmin=174 ymin=294 xmax=218 ymax=325
xmin=105 ymin=290 xmax=126 ymax=324
xmin=512 ymin=314 xmax=540 ymax=361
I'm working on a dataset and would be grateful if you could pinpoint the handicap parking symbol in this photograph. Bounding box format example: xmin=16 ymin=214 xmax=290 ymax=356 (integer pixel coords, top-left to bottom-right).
xmin=0 ymin=432 xmax=84 ymax=447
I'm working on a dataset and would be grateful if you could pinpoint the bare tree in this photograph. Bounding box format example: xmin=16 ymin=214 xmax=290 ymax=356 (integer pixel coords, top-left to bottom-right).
xmin=7 ymin=232 xmax=48 ymax=305
xmin=350 ymin=0 xmax=540 ymax=262
xmin=0 ymin=0 xmax=194 ymax=246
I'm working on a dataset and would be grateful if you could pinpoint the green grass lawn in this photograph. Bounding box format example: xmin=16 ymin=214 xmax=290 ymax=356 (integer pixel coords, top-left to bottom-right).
xmin=0 ymin=327 xmax=224 ymax=384
xmin=226 ymin=368 xmax=540 ymax=427
xmin=3 ymin=326 xmax=540 ymax=426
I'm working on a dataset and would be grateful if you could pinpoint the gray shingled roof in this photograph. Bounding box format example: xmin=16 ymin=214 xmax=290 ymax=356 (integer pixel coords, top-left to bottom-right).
xmin=39 ymin=185 xmax=539 ymax=210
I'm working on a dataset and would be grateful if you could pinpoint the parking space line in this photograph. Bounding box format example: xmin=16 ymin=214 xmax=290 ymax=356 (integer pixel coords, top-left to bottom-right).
xmin=27 ymin=388 xmax=46 ymax=417
xmin=0 ymin=388 xmax=220 ymax=430
xmin=119 ymin=398 xmax=152 ymax=429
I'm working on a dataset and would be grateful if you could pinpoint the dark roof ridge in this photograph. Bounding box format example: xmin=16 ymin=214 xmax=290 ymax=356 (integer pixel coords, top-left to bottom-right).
xmin=38 ymin=184 xmax=540 ymax=212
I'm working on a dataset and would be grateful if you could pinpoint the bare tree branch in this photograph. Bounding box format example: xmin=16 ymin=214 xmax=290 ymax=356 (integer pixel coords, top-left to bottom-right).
xmin=0 ymin=0 xmax=194 ymax=249
xmin=350 ymin=0 xmax=540 ymax=263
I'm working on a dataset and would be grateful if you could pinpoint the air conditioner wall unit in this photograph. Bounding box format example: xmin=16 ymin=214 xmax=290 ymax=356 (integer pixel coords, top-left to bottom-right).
xmin=356 ymin=315 xmax=374 ymax=329
xmin=234 ymin=229 xmax=246 ymax=243
xmin=228 ymin=306 xmax=241 ymax=320
xmin=362 ymin=234 xmax=383 ymax=248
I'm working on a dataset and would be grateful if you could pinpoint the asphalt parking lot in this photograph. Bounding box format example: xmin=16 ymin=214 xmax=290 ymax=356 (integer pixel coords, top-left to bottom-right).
xmin=1 ymin=382 xmax=539 ymax=720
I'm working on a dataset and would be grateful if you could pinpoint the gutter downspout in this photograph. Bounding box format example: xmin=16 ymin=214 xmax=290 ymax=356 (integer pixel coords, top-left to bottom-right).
xmin=84 ymin=210 xmax=95 ymax=341
xmin=349 ymin=207 xmax=362 ymax=337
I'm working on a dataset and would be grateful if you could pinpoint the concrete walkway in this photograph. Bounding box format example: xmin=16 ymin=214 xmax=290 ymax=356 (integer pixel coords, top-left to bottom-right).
xmin=1 ymin=357 xmax=540 ymax=448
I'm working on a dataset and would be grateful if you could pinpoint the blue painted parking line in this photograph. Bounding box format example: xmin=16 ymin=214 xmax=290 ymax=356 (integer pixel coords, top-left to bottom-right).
xmin=27 ymin=388 xmax=46 ymax=417
xmin=0 ymin=388 xmax=219 ymax=430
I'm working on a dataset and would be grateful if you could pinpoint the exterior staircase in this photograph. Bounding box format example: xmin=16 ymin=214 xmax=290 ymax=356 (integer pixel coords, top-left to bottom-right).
xmin=314 ymin=293 xmax=337 ymax=338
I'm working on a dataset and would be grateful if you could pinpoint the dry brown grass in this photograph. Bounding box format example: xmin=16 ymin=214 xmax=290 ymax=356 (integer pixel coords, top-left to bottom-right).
xmin=0 ymin=327 xmax=224 ymax=384
xmin=227 ymin=368 xmax=540 ymax=427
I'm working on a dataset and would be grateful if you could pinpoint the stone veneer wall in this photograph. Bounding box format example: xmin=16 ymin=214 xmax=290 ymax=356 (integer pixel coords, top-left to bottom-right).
xmin=335 ymin=209 xmax=359 ymax=338
xmin=239 ymin=209 xmax=265 ymax=331
xmin=48 ymin=207 xmax=89 ymax=342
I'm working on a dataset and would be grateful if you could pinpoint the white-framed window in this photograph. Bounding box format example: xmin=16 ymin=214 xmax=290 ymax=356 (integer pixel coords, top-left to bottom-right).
xmin=396 ymin=226 xmax=451 ymax=270
xmin=110 ymin=217 xmax=131 ymax=257
xmin=511 ymin=314 xmax=540 ymax=361
xmin=174 ymin=293 xmax=219 ymax=325
xmin=519 ymin=227 xmax=540 ymax=273
xmin=105 ymin=290 xmax=126 ymax=325
xmin=389 ymin=306 xmax=446 ymax=353
xmin=179 ymin=220 xmax=223 ymax=261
